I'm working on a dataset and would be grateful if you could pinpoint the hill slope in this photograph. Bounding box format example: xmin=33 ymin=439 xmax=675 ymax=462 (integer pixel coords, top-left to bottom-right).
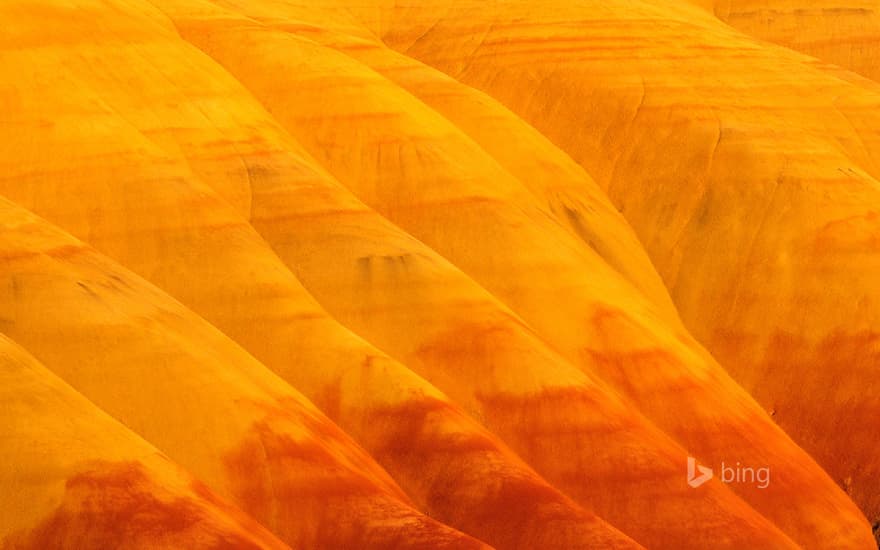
xmin=162 ymin=2 xmax=873 ymax=547
xmin=338 ymin=0 xmax=880 ymax=535
xmin=1 ymin=0 xmax=878 ymax=548
xmin=0 ymin=333 xmax=290 ymax=550
xmin=694 ymin=0 xmax=880 ymax=83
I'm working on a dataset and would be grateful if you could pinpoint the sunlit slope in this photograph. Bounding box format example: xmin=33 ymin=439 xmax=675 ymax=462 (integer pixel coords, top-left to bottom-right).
xmin=75 ymin=2 xmax=809 ymax=548
xmin=0 ymin=334 xmax=290 ymax=550
xmin=336 ymin=0 xmax=880 ymax=532
xmin=0 ymin=0 xmax=773 ymax=546
xmin=326 ymin=35 xmax=678 ymax=319
xmin=0 ymin=196 xmax=486 ymax=550
xmin=0 ymin=2 xmax=641 ymax=549
xmin=0 ymin=1 xmax=813 ymax=548
xmin=693 ymin=0 xmax=880 ymax=83
xmin=166 ymin=2 xmax=875 ymax=547
xmin=4 ymin=0 xmax=879 ymax=548
xmin=183 ymin=2 xmax=678 ymax=319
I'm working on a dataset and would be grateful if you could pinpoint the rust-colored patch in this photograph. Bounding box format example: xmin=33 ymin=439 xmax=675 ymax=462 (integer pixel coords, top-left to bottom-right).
xmin=364 ymin=396 xmax=500 ymax=460
xmin=2 ymin=461 xmax=279 ymax=550
xmin=476 ymin=385 xmax=636 ymax=468
xmin=221 ymin=415 xmax=379 ymax=514
xmin=365 ymin=395 xmax=629 ymax=549
xmin=221 ymin=397 xmax=489 ymax=549
xmin=188 ymin=480 xmax=291 ymax=550
xmin=717 ymin=328 xmax=880 ymax=524
xmin=455 ymin=473 xmax=626 ymax=550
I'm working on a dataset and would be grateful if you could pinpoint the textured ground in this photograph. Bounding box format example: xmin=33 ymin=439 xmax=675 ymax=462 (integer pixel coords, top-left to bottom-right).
xmin=1 ymin=1 xmax=878 ymax=548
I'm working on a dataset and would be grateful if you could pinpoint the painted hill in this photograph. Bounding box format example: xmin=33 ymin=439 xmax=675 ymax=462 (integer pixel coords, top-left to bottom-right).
xmin=162 ymin=3 xmax=872 ymax=547
xmin=334 ymin=0 xmax=880 ymax=539
xmin=0 ymin=333 xmax=289 ymax=550
xmin=694 ymin=0 xmax=880 ymax=83
xmin=1 ymin=0 xmax=878 ymax=548
xmin=0 ymin=195 xmax=486 ymax=550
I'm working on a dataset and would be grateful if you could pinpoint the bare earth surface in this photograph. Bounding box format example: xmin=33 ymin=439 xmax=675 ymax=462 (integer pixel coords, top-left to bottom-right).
xmin=1 ymin=1 xmax=878 ymax=548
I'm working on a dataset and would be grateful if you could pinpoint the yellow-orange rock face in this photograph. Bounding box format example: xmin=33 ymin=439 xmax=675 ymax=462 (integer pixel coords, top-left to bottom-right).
xmin=315 ymin=0 xmax=880 ymax=539
xmin=1 ymin=0 xmax=878 ymax=548
xmin=696 ymin=0 xmax=880 ymax=83
xmin=0 ymin=334 xmax=290 ymax=550
xmin=0 ymin=195 xmax=484 ymax=550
